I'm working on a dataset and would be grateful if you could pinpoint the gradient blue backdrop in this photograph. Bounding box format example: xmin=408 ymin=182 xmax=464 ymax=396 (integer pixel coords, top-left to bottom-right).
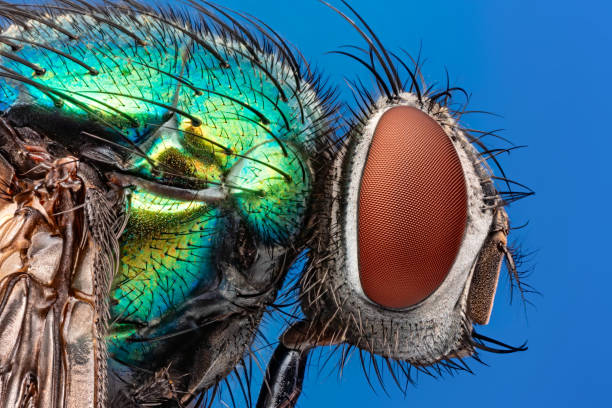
xmin=215 ymin=1 xmax=609 ymax=407
xmin=24 ymin=1 xmax=610 ymax=407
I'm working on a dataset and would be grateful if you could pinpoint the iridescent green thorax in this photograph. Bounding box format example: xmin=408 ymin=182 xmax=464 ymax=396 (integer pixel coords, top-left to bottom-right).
xmin=108 ymin=204 xmax=222 ymax=362
xmin=0 ymin=6 xmax=329 ymax=365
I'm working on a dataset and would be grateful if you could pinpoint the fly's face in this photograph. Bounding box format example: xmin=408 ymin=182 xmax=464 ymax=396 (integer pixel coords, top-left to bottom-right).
xmin=259 ymin=93 xmax=528 ymax=406
xmin=256 ymin=4 xmax=533 ymax=408
xmin=304 ymin=94 xmax=507 ymax=362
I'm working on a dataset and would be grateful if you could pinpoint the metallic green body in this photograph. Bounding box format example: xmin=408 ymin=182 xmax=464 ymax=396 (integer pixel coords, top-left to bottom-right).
xmin=0 ymin=7 xmax=322 ymax=367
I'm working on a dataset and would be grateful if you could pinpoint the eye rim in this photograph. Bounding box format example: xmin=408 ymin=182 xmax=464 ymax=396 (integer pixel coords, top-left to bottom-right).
xmin=343 ymin=94 xmax=493 ymax=313
xmin=356 ymin=104 xmax=469 ymax=309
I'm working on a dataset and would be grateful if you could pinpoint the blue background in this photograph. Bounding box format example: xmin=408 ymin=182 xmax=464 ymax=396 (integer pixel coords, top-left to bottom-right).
xmin=22 ymin=0 xmax=610 ymax=407
xmin=215 ymin=1 xmax=610 ymax=407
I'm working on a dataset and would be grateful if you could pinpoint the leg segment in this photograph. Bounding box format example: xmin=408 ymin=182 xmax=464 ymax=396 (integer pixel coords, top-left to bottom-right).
xmin=255 ymin=343 xmax=309 ymax=408
xmin=256 ymin=321 xmax=345 ymax=408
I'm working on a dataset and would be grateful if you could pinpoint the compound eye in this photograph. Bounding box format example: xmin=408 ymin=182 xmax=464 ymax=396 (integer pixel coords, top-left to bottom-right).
xmin=358 ymin=106 xmax=468 ymax=309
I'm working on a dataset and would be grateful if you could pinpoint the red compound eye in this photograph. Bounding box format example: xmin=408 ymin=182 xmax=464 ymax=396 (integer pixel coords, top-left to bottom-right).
xmin=358 ymin=106 xmax=468 ymax=309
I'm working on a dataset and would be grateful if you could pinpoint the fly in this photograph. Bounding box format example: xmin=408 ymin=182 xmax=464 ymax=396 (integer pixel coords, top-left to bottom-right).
xmin=0 ymin=1 xmax=534 ymax=408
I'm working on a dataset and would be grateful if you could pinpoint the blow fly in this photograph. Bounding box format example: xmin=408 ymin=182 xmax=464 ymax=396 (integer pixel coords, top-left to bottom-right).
xmin=0 ymin=1 xmax=533 ymax=407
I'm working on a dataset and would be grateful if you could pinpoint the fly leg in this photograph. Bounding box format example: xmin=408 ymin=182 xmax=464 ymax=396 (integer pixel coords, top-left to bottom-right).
xmin=256 ymin=343 xmax=308 ymax=408
xmin=256 ymin=321 xmax=345 ymax=408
